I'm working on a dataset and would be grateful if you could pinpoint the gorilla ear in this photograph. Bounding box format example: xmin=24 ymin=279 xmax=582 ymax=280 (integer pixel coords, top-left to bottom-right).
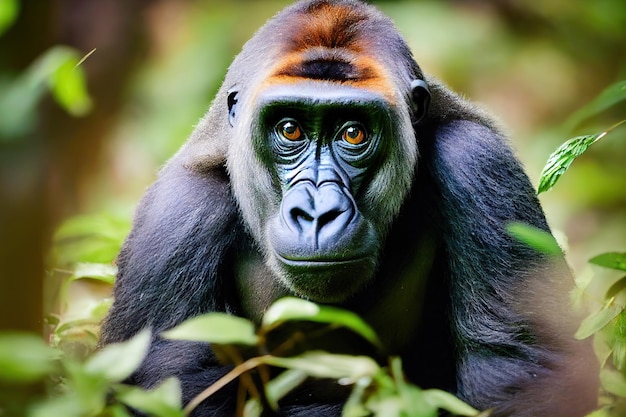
xmin=227 ymin=88 xmax=240 ymax=127
xmin=410 ymin=79 xmax=430 ymax=124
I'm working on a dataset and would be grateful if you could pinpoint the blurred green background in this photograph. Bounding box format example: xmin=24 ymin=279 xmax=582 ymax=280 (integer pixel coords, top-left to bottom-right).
xmin=0 ymin=0 xmax=625 ymax=334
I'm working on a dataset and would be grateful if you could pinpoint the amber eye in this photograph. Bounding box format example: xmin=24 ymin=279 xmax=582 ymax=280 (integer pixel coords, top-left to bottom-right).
xmin=342 ymin=125 xmax=366 ymax=145
xmin=279 ymin=121 xmax=302 ymax=141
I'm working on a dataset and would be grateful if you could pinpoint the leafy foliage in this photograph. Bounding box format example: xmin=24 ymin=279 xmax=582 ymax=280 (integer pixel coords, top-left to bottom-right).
xmin=0 ymin=0 xmax=18 ymax=37
xmin=0 ymin=46 xmax=93 ymax=141
xmin=0 ymin=333 xmax=59 ymax=383
xmin=538 ymin=133 xmax=604 ymax=194
xmin=537 ymin=80 xmax=626 ymax=416
xmin=506 ymin=221 xmax=563 ymax=255
xmin=161 ymin=297 xmax=478 ymax=417
xmin=537 ymin=80 xmax=626 ymax=194
xmin=590 ymin=253 xmax=626 ymax=272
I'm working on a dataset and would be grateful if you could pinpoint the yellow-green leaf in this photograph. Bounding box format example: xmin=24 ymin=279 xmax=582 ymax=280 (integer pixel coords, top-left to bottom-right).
xmin=590 ymin=252 xmax=626 ymax=272
xmin=538 ymin=133 xmax=601 ymax=194
xmin=506 ymin=222 xmax=562 ymax=255
xmin=0 ymin=332 xmax=59 ymax=383
xmin=84 ymin=329 xmax=151 ymax=382
xmin=565 ymin=81 xmax=626 ymax=130
xmin=162 ymin=313 xmax=258 ymax=346
xmin=262 ymin=351 xmax=380 ymax=381
xmin=575 ymin=303 xmax=623 ymax=340
xmin=117 ymin=377 xmax=184 ymax=417
xmin=262 ymin=297 xmax=381 ymax=348
xmin=0 ymin=0 xmax=18 ymax=37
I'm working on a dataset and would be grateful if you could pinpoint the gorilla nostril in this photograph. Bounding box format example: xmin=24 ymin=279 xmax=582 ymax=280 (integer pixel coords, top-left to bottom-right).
xmin=290 ymin=207 xmax=314 ymax=227
xmin=318 ymin=209 xmax=342 ymax=228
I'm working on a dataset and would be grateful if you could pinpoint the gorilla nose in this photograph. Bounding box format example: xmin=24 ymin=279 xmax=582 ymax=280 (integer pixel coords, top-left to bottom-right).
xmin=282 ymin=181 xmax=355 ymax=247
xmin=289 ymin=204 xmax=343 ymax=231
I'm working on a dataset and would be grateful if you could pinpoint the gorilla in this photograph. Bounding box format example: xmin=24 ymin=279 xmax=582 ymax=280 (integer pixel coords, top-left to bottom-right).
xmin=101 ymin=1 xmax=598 ymax=416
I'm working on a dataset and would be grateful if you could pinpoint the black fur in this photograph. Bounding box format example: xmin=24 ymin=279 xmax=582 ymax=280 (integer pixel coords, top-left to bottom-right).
xmin=101 ymin=1 xmax=598 ymax=416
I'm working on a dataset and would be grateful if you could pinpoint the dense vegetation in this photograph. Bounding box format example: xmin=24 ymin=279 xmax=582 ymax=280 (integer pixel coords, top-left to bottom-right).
xmin=1 ymin=1 xmax=624 ymax=416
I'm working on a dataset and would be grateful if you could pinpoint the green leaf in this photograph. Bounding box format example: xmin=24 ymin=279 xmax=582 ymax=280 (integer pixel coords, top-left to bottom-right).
xmin=538 ymin=133 xmax=601 ymax=194
xmin=262 ymin=351 xmax=380 ymax=381
xmin=49 ymin=51 xmax=92 ymax=116
xmin=343 ymin=376 xmax=374 ymax=417
xmin=590 ymin=252 xmax=626 ymax=272
xmin=613 ymin=333 xmax=626 ymax=372
xmin=262 ymin=297 xmax=381 ymax=348
xmin=0 ymin=332 xmax=59 ymax=383
xmin=84 ymin=329 xmax=151 ymax=382
xmin=52 ymin=212 xmax=129 ymax=265
xmin=582 ymin=408 xmax=612 ymax=417
xmin=70 ymin=262 xmax=117 ymax=284
xmin=0 ymin=46 xmax=94 ymax=140
xmin=263 ymin=369 xmax=308 ymax=409
xmin=367 ymin=396 xmax=405 ymax=417
xmin=0 ymin=0 xmax=18 ymax=37
xmin=162 ymin=313 xmax=258 ymax=346
xmin=117 ymin=377 xmax=184 ymax=417
xmin=565 ymin=81 xmax=626 ymax=130
xmin=606 ymin=276 xmax=626 ymax=300
xmin=575 ymin=303 xmax=623 ymax=340
xmin=506 ymin=222 xmax=562 ymax=255
xmin=27 ymin=46 xmax=92 ymax=115
xmin=29 ymin=395 xmax=85 ymax=417
xmin=423 ymin=389 xmax=478 ymax=416
xmin=600 ymin=367 xmax=626 ymax=397
xmin=61 ymin=359 xmax=110 ymax=412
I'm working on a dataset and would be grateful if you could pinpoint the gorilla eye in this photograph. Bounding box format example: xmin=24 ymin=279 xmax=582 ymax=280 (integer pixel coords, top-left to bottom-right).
xmin=342 ymin=125 xmax=366 ymax=145
xmin=278 ymin=120 xmax=303 ymax=141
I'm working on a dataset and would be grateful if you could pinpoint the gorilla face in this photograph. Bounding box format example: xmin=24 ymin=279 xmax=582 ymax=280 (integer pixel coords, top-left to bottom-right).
xmin=227 ymin=81 xmax=427 ymax=302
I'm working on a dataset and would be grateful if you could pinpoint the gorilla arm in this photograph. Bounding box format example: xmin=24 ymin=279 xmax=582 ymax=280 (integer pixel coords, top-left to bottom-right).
xmin=423 ymin=82 xmax=598 ymax=417
xmin=100 ymin=161 xmax=242 ymax=414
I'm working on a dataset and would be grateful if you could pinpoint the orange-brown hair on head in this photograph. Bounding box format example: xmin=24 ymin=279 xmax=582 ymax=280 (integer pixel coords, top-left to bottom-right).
xmin=288 ymin=0 xmax=370 ymax=52
xmin=268 ymin=0 xmax=393 ymax=89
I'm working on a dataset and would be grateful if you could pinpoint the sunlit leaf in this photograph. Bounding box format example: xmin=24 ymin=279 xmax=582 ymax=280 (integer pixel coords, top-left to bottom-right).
xmin=0 ymin=0 xmax=18 ymax=37
xmin=117 ymin=377 xmax=184 ymax=417
xmin=538 ymin=133 xmax=601 ymax=194
xmin=70 ymin=262 xmax=117 ymax=284
xmin=565 ymin=81 xmax=626 ymax=130
xmin=613 ymin=335 xmax=626 ymax=372
xmin=0 ymin=332 xmax=59 ymax=383
xmin=162 ymin=313 xmax=258 ymax=346
xmin=582 ymin=408 xmax=612 ymax=417
xmin=243 ymin=399 xmax=263 ymax=417
xmin=105 ymin=404 xmax=135 ymax=417
xmin=397 ymin=380 xmax=432 ymax=417
xmin=28 ymin=46 xmax=92 ymax=115
xmin=29 ymin=395 xmax=84 ymax=417
xmin=506 ymin=222 xmax=562 ymax=255
xmin=52 ymin=212 xmax=129 ymax=265
xmin=606 ymin=277 xmax=626 ymax=300
xmin=262 ymin=297 xmax=381 ymax=348
xmin=575 ymin=303 xmax=623 ymax=340
xmin=264 ymin=368 xmax=308 ymax=409
xmin=262 ymin=351 xmax=380 ymax=381
xmin=0 ymin=46 xmax=93 ymax=140
xmin=49 ymin=52 xmax=92 ymax=116
xmin=423 ymin=389 xmax=478 ymax=416
xmin=600 ymin=367 xmax=626 ymax=397
xmin=590 ymin=252 xmax=626 ymax=272
xmin=343 ymin=376 xmax=373 ymax=417
xmin=84 ymin=329 xmax=151 ymax=382
xmin=366 ymin=396 xmax=405 ymax=417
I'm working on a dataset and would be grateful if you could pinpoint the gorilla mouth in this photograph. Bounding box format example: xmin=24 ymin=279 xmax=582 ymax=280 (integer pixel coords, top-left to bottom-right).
xmin=276 ymin=254 xmax=371 ymax=267
xmin=272 ymin=251 xmax=376 ymax=302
